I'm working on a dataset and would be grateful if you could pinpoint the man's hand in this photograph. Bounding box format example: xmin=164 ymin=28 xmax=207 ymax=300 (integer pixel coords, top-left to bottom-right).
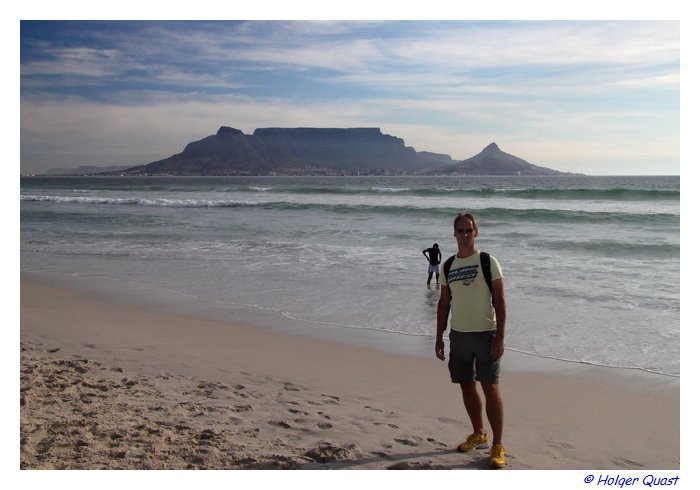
xmin=491 ymin=337 xmax=505 ymax=361
xmin=435 ymin=337 xmax=445 ymax=361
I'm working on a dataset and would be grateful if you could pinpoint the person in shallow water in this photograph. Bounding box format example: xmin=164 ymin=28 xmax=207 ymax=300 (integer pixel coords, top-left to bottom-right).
xmin=422 ymin=243 xmax=442 ymax=285
xmin=434 ymin=213 xmax=507 ymax=468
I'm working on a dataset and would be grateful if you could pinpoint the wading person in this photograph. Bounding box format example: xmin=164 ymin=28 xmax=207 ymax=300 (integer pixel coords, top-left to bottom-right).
xmin=422 ymin=243 xmax=442 ymax=285
xmin=434 ymin=213 xmax=507 ymax=468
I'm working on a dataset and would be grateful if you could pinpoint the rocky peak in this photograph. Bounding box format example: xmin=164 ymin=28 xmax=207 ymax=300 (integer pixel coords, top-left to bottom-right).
xmin=216 ymin=126 xmax=244 ymax=137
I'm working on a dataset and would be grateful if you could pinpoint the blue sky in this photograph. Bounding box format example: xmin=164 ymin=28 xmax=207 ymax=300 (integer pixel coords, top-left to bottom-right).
xmin=19 ymin=18 xmax=680 ymax=175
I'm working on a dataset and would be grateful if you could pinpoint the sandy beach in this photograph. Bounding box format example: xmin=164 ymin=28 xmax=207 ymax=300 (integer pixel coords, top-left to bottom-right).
xmin=20 ymin=274 xmax=679 ymax=473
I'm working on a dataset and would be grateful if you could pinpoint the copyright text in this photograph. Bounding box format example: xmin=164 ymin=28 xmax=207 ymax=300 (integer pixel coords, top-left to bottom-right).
xmin=584 ymin=474 xmax=680 ymax=488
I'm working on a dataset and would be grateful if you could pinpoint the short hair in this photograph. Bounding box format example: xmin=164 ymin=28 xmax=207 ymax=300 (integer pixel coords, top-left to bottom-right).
xmin=432 ymin=243 xmax=439 ymax=248
xmin=453 ymin=213 xmax=479 ymax=234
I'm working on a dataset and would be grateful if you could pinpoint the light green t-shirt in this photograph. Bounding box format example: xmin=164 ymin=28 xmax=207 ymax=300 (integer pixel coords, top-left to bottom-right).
xmin=439 ymin=250 xmax=503 ymax=333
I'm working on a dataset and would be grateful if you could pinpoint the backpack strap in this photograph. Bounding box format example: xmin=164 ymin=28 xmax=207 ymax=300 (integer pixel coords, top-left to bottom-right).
xmin=480 ymin=251 xmax=492 ymax=293
xmin=443 ymin=254 xmax=456 ymax=282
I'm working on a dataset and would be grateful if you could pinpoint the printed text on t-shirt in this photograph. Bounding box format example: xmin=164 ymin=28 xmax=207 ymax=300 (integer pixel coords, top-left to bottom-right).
xmin=448 ymin=265 xmax=479 ymax=286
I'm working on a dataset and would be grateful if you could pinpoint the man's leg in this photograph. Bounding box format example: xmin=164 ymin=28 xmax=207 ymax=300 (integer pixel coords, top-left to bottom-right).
xmin=459 ymin=381 xmax=485 ymax=436
xmin=481 ymin=382 xmax=504 ymax=445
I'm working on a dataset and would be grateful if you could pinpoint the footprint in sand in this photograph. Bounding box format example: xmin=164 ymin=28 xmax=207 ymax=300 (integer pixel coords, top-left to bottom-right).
xmin=613 ymin=457 xmax=644 ymax=468
xmin=304 ymin=442 xmax=361 ymax=463
xmin=394 ymin=437 xmax=422 ymax=447
xmin=320 ymin=394 xmax=340 ymax=405
xmin=546 ymin=440 xmax=574 ymax=450
xmin=287 ymin=408 xmax=309 ymax=415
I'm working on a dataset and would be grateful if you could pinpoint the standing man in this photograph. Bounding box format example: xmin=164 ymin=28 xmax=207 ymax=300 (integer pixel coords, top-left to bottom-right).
xmin=435 ymin=213 xmax=507 ymax=468
xmin=422 ymin=243 xmax=442 ymax=285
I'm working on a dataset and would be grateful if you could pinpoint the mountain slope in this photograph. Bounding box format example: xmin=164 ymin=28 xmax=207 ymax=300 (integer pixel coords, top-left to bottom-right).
xmin=437 ymin=143 xmax=563 ymax=175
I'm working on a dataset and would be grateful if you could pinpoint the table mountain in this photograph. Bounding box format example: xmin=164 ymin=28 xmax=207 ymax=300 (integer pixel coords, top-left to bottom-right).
xmin=117 ymin=126 xmax=454 ymax=176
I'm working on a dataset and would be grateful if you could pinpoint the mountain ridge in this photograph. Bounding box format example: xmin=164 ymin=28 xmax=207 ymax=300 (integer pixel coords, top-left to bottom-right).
xmin=43 ymin=126 xmax=567 ymax=176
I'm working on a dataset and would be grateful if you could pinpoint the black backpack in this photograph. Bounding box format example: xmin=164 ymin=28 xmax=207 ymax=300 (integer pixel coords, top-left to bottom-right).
xmin=443 ymin=251 xmax=493 ymax=294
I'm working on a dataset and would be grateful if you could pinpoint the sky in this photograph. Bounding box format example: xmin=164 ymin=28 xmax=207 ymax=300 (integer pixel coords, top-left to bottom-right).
xmin=18 ymin=15 xmax=681 ymax=175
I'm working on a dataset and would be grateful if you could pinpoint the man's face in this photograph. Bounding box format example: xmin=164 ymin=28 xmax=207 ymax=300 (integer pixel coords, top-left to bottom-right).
xmin=454 ymin=217 xmax=477 ymax=247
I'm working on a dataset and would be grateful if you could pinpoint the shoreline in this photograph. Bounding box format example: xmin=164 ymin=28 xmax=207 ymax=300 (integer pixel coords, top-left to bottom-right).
xmin=20 ymin=270 xmax=679 ymax=387
xmin=20 ymin=273 xmax=679 ymax=470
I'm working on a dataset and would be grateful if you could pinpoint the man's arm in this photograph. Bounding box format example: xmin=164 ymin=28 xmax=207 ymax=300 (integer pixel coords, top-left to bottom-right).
xmin=435 ymin=285 xmax=451 ymax=361
xmin=490 ymin=277 xmax=506 ymax=360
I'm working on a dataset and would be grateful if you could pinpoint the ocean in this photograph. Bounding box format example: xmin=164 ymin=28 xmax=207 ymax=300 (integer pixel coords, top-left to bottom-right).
xmin=20 ymin=175 xmax=680 ymax=378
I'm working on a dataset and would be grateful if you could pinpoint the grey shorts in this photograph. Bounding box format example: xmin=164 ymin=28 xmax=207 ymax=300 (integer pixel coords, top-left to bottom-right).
xmin=428 ymin=264 xmax=440 ymax=274
xmin=448 ymin=330 xmax=500 ymax=385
